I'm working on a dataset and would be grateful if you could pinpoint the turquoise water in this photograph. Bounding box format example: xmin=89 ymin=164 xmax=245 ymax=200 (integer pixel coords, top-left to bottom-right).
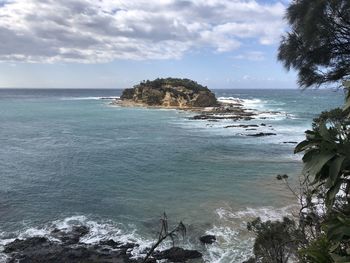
xmin=0 ymin=88 xmax=345 ymax=262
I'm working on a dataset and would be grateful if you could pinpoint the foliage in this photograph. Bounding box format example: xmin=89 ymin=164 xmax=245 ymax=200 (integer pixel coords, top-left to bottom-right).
xmin=294 ymin=109 xmax=350 ymax=209
xmin=143 ymin=213 xmax=186 ymax=263
xmin=136 ymin=78 xmax=209 ymax=92
xmin=294 ymin=103 xmax=350 ymax=261
xmin=261 ymin=1 xmax=350 ymax=262
xmin=278 ymin=0 xmax=350 ymax=88
xmin=246 ymin=217 xmax=302 ymax=263
xmin=299 ymin=235 xmax=334 ymax=263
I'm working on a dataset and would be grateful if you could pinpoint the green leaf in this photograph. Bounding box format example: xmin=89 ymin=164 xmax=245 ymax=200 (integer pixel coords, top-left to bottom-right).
xmin=326 ymin=180 xmax=342 ymax=207
xmin=295 ymin=140 xmax=313 ymax=153
xmin=319 ymin=122 xmax=332 ymax=141
xmin=327 ymin=216 xmax=350 ymax=242
xmin=330 ymin=252 xmax=350 ymax=263
xmin=326 ymin=156 xmax=345 ymax=188
xmin=303 ymin=152 xmax=335 ymax=179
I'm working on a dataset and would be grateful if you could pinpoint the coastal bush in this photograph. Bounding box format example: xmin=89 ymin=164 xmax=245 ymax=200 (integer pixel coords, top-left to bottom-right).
xmin=246 ymin=217 xmax=302 ymax=263
xmin=246 ymin=1 xmax=350 ymax=262
xmin=278 ymin=0 xmax=350 ymax=89
xmin=137 ymin=78 xmax=209 ymax=92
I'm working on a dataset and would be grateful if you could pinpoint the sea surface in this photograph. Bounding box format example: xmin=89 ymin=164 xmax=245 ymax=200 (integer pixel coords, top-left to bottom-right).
xmin=0 ymin=88 xmax=345 ymax=262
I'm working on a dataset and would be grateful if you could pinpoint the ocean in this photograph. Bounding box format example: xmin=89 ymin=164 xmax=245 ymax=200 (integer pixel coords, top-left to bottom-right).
xmin=0 ymin=88 xmax=345 ymax=262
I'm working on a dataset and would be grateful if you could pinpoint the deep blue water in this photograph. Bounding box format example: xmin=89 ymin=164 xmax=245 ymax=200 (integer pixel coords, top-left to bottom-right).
xmin=0 ymin=88 xmax=345 ymax=262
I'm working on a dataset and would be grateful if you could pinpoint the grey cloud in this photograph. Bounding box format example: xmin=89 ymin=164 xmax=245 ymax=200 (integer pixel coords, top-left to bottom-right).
xmin=0 ymin=0 xmax=286 ymax=63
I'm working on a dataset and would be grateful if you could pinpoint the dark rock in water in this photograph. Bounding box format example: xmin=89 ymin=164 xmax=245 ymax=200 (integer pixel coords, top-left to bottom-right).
xmin=99 ymin=239 xmax=122 ymax=248
xmin=224 ymin=124 xmax=258 ymax=129
xmin=199 ymin=235 xmax=216 ymax=244
xmin=99 ymin=239 xmax=137 ymax=250
xmin=282 ymin=141 xmax=298 ymax=144
xmin=154 ymin=247 xmax=202 ymax=262
xmin=260 ymin=123 xmax=266 ymax=126
xmin=247 ymin=132 xmax=277 ymax=137
xmin=246 ymin=128 xmax=257 ymax=131
xmin=4 ymin=236 xmax=131 ymax=263
xmin=52 ymin=225 xmax=89 ymax=244
xmin=4 ymin=227 xmax=201 ymax=263
xmin=118 ymin=242 xmax=138 ymax=250
xmin=4 ymin=237 xmax=48 ymax=253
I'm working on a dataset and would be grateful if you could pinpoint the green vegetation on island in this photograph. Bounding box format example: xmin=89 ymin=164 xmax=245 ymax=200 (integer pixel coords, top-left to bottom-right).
xmin=120 ymin=77 xmax=218 ymax=108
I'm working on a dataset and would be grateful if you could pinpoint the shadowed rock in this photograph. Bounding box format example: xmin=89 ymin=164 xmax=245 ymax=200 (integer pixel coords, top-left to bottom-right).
xmin=199 ymin=235 xmax=216 ymax=244
xmin=154 ymin=247 xmax=202 ymax=262
xmin=247 ymin=133 xmax=277 ymax=137
xmin=3 ymin=226 xmax=202 ymax=263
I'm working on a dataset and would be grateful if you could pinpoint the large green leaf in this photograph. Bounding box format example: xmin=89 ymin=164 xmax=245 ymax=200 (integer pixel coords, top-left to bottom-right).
xmin=319 ymin=122 xmax=332 ymax=141
xmin=327 ymin=216 xmax=350 ymax=241
xmin=303 ymin=152 xmax=336 ymax=180
xmin=326 ymin=180 xmax=343 ymax=208
xmin=295 ymin=139 xmax=316 ymax=153
xmin=326 ymin=156 xmax=346 ymax=188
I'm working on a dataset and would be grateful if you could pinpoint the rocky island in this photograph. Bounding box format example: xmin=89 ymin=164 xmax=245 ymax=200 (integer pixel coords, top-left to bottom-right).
xmin=112 ymin=78 xmax=283 ymax=138
xmin=117 ymin=78 xmax=218 ymax=108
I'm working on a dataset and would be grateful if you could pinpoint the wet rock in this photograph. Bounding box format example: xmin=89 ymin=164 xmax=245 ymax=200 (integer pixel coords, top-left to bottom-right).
xmin=282 ymin=141 xmax=298 ymax=144
xmin=247 ymin=132 xmax=276 ymax=137
xmin=51 ymin=225 xmax=89 ymax=244
xmin=4 ymin=237 xmax=48 ymax=253
xmin=154 ymin=247 xmax=202 ymax=262
xmin=99 ymin=239 xmax=122 ymax=248
xmin=4 ymin=228 xmax=202 ymax=263
xmin=224 ymin=124 xmax=258 ymax=129
xmin=199 ymin=235 xmax=216 ymax=244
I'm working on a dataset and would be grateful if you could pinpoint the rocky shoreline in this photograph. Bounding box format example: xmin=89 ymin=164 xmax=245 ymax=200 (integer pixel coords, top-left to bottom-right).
xmin=2 ymin=225 xmax=209 ymax=263
xmin=112 ymin=96 xmax=284 ymax=138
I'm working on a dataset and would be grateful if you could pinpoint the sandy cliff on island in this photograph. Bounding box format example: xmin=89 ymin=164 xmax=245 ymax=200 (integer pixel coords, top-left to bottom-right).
xmin=117 ymin=78 xmax=218 ymax=108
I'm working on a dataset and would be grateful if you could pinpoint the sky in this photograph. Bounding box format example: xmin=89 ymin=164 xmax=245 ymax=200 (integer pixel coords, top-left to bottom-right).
xmin=0 ymin=0 xmax=297 ymax=89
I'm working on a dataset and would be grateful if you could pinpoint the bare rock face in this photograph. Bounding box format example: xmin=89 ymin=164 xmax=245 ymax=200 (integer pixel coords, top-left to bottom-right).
xmin=120 ymin=78 xmax=218 ymax=108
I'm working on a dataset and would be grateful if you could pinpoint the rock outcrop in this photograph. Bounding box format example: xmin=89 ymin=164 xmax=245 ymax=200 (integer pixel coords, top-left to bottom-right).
xmin=120 ymin=78 xmax=218 ymax=108
xmin=3 ymin=226 xmax=203 ymax=263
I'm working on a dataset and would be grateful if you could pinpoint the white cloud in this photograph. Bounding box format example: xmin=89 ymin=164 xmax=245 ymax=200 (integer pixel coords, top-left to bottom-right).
xmin=234 ymin=51 xmax=265 ymax=61
xmin=0 ymin=0 xmax=286 ymax=63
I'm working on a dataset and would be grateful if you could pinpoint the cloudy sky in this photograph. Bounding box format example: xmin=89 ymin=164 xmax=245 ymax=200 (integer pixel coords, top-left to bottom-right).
xmin=0 ymin=0 xmax=296 ymax=89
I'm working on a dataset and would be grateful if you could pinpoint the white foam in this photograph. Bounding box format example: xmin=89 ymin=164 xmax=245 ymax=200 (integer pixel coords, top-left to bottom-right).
xmin=201 ymin=205 xmax=299 ymax=263
xmin=0 ymin=207 xmax=299 ymax=263
xmin=218 ymin=97 xmax=266 ymax=110
xmin=216 ymin=205 xmax=296 ymax=222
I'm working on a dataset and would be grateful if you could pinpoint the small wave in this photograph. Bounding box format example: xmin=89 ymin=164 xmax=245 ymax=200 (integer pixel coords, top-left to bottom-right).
xmin=60 ymin=96 xmax=119 ymax=101
xmin=218 ymin=97 xmax=265 ymax=108
xmin=216 ymin=205 xmax=297 ymax=223
xmin=201 ymin=205 xmax=298 ymax=262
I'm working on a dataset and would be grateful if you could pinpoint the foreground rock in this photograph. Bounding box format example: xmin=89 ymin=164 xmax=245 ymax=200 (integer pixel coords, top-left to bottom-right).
xmin=3 ymin=226 xmax=203 ymax=263
xmin=154 ymin=247 xmax=202 ymax=262
xmin=190 ymin=104 xmax=256 ymax=121
xmin=118 ymin=78 xmax=218 ymax=108
xmin=199 ymin=235 xmax=216 ymax=244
